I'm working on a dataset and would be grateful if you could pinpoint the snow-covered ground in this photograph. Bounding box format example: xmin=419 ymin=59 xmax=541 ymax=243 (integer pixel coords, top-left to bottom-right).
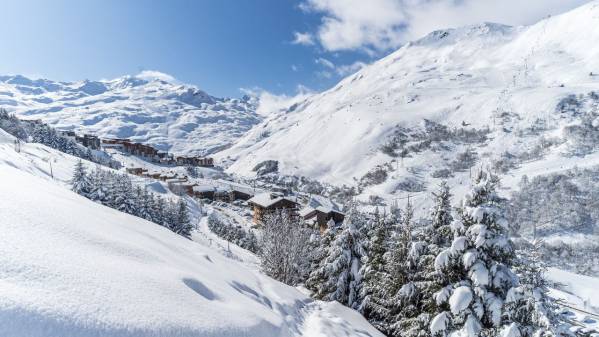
xmin=0 ymin=129 xmax=384 ymax=336
xmin=547 ymin=268 xmax=599 ymax=332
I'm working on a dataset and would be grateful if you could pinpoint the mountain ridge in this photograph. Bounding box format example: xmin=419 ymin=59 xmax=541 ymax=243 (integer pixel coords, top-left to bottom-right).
xmin=0 ymin=72 xmax=261 ymax=156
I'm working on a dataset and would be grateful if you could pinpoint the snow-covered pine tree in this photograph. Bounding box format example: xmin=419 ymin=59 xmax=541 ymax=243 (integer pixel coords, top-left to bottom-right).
xmin=162 ymin=200 xmax=178 ymax=229
xmin=502 ymin=239 xmax=571 ymax=337
xmin=428 ymin=181 xmax=454 ymax=247
xmin=392 ymin=182 xmax=456 ymax=337
xmin=113 ymin=174 xmax=137 ymax=215
xmin=385 ymin=197 xmax=426 ymax=337
xmin=150 ymin=194 xmax=166 ymax=227
xmin=307 ymin=203 xmax=366 ymax=308
xmin=172 ymin=198 xmax=193 ymax=237
xmin=260 ymin=209 xmax=313 ymax=285
xmin=71 ymin=160 xmax=91 ymax=197
xmin=431 ymin=170 xmax=517 ymax=337
xmin=306 ymin=221 xmax=339 ymax=293
xmin=359 ymin=210 xmax=394 ymax=333
xmin=88 ymin=166 xmax=109 ymax=204
xmin=136 ymin=187 xmax=153 ymax=222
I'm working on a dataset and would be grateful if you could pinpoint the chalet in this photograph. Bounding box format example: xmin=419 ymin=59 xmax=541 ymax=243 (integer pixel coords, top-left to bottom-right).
xmin=300 ymin=207 xmax=345 ymax=233
xmin=247 ymin=192 xmax=300 ymax=224
xmin=299 ymin=197 xmax=345 ymax=233
xmin=158 ymin=173 xmax=177 ymax=181
xmin=144 ymin=171 xmax=162 ymax=179
xmin=126 ymin=167 xmax=145 ymax=176
xmin=230 ymin=188 xmax=253 ymax=201
xmin=169 ymin=182 xmax=198 ymax=196
xmin=193 ymin=185 xmax=217 ymax=200
xmin=215 ymin=180 xmax=257 ymax=202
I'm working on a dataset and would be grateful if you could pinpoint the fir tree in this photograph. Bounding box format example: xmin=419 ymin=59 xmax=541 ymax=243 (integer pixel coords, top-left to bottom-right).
xmin=88 ymin=167 xmax=109 ymax=204
xmin=172 ymin=198 xmax=193 ymax=237
xmin=113 ymin=174 xmax=137 ymax=215
xmin=307 ymin=204 xmax=366 ymax=308
xmin=502 ymin=240 xmax=571 ymax=337
xmin=71 ymin=160 xmax=91 ymax=196
xmin=431 ymin=171 xmax=517 ymax=337
xmin=359 ymin=211 xmax=394 ymax=333
xmin=428 ymin=181 xmax=454 ymax=247
xmin=136 ymin=187 xmax=153 ymax=221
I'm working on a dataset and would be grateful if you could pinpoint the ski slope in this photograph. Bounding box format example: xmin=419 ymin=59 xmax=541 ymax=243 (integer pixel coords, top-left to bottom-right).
xmin=0 ymin=129 xmax=383 ymax=337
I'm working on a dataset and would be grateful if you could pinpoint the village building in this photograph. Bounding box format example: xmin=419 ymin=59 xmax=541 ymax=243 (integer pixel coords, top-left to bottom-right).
xmin=144 ymin=171 xmax=162 ymax=179
xmin=125 ymin=167 xmax=146 ymax=176
xmin=76 ymin=134 xmax=101 ymax=150
xmin=193 ymin=185 xmax=217 ymax=200
xmin=247 ymin=192 xmax=300 ymax=224
xmin=299 ymin=196 xmax=345 ymax=233
xmin=175 ymin=155 xmax=214 ymax=167
xmin=300 ymin=207 xmax=345 ymax=233
xmin=229 ymin=187 xmax=253 ymax=201
xmin=158 ymin=173 xmax=177 ymax=181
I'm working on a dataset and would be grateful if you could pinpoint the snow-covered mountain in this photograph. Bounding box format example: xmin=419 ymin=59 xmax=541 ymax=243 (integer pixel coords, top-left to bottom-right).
xmin=218 ymin=1 xmax=599 ymax=205
xmin=0 ymin=72 xmax=261 ymax=155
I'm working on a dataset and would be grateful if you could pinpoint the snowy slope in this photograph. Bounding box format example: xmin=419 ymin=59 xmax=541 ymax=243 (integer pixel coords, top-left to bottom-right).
xmin=0 ymin=73 xmax=261 ymax=156
xmin=218 ymin=1 xmax=599 ymax=206
xmin=0 ymin=129 xmax=383 ymax=337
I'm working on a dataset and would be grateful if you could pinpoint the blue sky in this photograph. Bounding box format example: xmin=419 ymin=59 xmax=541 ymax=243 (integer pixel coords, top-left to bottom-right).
xmin=0 ymin=0 xmax=590 ymax=98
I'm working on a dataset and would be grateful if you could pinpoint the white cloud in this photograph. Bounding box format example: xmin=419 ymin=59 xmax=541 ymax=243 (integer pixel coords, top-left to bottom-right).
xmin=135 ymin=70 xmax=178 ymax=83
xmin=315 ymin=57 xmax=335 ymax=69
xmin=291 ymin=31 xmax=315 ymax=45
xmin=291 ymin=64 xmax=299 ymax=72
xmin=240 ymin=85 xmax=314 ymax=116
xmin=299 ymin=0 xmax=591 ymax=52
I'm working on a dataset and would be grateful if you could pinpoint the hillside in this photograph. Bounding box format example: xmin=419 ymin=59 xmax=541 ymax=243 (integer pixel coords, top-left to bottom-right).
xmin=0 ymin=73 xmax=261 ymax=156
xmin=0 ymin=129 xmax=383 ymax=337
xmin=217 ymin=1 xmax=599 ymax=209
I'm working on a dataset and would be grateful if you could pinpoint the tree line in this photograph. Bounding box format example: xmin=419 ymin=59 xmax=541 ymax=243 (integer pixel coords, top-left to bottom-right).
xmin=71 ymin=160 xmax=193 ymax=237
xmin=259 ymin=171 xmax=589 ymax=337
xmin=0 ymin=108 xmax=119 ymax=168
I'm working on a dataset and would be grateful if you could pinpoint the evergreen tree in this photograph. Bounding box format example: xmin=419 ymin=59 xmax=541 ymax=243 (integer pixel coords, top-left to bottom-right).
xmin=391 ymin=183 xmax=455 ymax=337
xmin=149 ymin=194 xmax=166 ymax=226
xmin=306 ymin=223 xmax=338 ymax=293
xmin=113 ymin=174 xmax=137 ymax=215
xmin=260 ymin=209 xmax=313 ymax=285
xmin=71 ymin=160 xmax=91 ymax=196
xmin=428 ymin=181 xmax=454 ymax=246
xmin=431 ymin=171 xmax=517 ymax=337
xmin=502 ymin=240 xmax=571 ymax=337
xmin=359 ymin=211 xmax=394 ymax=333
xmin=136 ymin=187 xmax=153 ymax=221
xmin=88 ymin=167 xmax=109 ymax=204
xmin=307 ymin=204 xmax=366 ymax=308
xmin=172 ymin=198 xmax=193 ymax=237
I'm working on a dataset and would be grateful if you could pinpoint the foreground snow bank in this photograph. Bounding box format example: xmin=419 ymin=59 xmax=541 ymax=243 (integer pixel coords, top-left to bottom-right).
xmin=0 ymin=160 xmax=382 ymax=337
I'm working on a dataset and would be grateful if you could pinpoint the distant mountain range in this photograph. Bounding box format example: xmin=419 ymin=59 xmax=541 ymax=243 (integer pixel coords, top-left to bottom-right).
xmin=0 ymin=73 xmax=261 ymax=156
